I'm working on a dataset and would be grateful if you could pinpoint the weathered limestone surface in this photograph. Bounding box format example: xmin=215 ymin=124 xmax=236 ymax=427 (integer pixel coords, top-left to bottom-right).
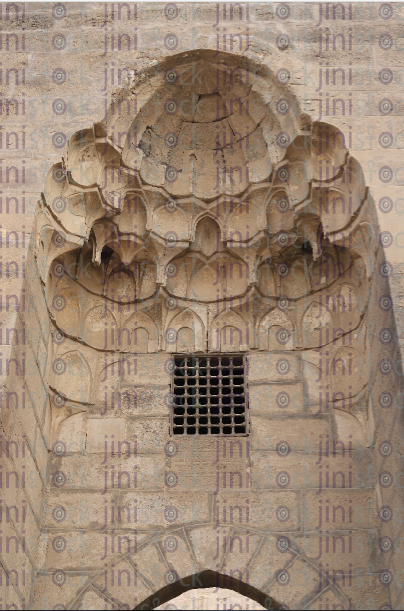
xmin=0 ymin=3 xmax=403 ymax=610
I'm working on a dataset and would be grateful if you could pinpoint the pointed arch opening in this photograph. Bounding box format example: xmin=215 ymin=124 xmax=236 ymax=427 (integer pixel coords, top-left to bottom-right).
xmin=133 ymin=571 xmax=280 ymax=610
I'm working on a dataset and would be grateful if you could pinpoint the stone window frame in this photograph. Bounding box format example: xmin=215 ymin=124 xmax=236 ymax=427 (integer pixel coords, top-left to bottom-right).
xmin=170 ymin=353 xmax=249 ymax=437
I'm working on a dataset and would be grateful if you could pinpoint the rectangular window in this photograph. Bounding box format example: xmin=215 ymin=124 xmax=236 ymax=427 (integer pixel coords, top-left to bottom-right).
xmin=171 ymin=355 xmax=248 ymax=436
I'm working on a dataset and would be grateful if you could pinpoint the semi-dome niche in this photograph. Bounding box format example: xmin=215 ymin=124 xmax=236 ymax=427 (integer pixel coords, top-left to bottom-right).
xmin=120 ymin=53 xmax=300 ymax=200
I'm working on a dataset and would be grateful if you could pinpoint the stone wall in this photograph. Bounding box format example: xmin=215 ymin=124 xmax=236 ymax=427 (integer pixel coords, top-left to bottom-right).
xmin=1 ymin=3 xmax=404 ymax=610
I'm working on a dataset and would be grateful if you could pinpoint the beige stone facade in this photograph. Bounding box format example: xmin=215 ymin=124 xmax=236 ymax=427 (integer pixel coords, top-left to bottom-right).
xmin=1 ymin=2 xmax=404 ymax=609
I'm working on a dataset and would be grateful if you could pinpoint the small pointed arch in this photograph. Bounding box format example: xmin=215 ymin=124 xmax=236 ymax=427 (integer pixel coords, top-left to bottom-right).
xmin=50 ymin=350 xmax=92 ymax=404
xmin=193 ymin=215 xmax=222 ymax=257
xmin=44 ymin=161 xmax=65 ymax=204
xmin=130 ymin=239 xmax=159 ymax=263
xmin=210 ymin=310 xmax=249 ymax=352
xmin=91 ymin=219 xmax=120 ymax=265
xmin=68 ymin=189 xmax=107 ymax=229
xmin=257 ymin=254 xmax=277 ymax=297
xmin=134 ymin=261 xmax=158 ymax=301
xmin=114 ymin=234 xmax=143 ymax=267
xmin=221 ymin=325 xmax=243 ymax=352
xmin=345 ymin=221 xmax=376 ymax=279
xmin=266 ymin=186 xmax=294 ymax=234
xmin=124 ymin=311 xmax=159 ymax=353
xmin=308 ymin=248 xmax=339 ymax=290
xmin=51 ymin=284 xmax=81 ymax=337
xmin=101 ymin=250 xmax=124 ymax=290
xmin=36 ymin=220 xmax=83 ymax=282
xmin=224 ymin=252 xmax=249 ymax=299
xmin=65 ymin=128 xmax=99 ymax=188
xmin=259 ymin=309 xmax=294 ymax=351
xmin=227 ymin=192 xmax=266 ymax=243
xmin=176 ymin=327 xmax=194 ymax=353
xmin=302 ymin=300 xmax=333 ymax=349
xmin=167 ymin=308 xmax=205 ymax=352
xmin=132 ymin=327 xmax=149 ymax=353
xmin=332 ymin=221 xmax=374 ymax=282
xmin=45 ymin=159 xmax=105 ymax=233
xmin=152 ymin=196 xmax=190 ymax=242
xmin=115 ymin=190 xmax=148 ymax=236
xmin=292 ymin=122 xmax=348 ymax=182
xmin=189 ymin=260 xmax=219 ymax=302
xmin=83 ymin=305 xmax=117 ymax=350
xmin=313 ymin=184 xmax=360 ymax=234
xmin=75 ymin=249 xmax=105 ymax=294
xmin=281 ymin=258 xmax=309 ymax=300
xmin=96 ymin=141 xmax=128 ymax=202
xmin=181 ymin=250 xmax=248 ymax=302
xmin=165 ymin=253 xmax=191 ymax=298
xmin=106 ymin=266 xmax=137 ymax=304
xmin=192 ymin=209 xmax=222 ymax=230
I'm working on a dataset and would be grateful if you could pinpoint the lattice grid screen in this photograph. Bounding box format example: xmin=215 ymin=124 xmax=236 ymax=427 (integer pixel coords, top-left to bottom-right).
xmin=171 ymin=355 xmax=248 ymax=436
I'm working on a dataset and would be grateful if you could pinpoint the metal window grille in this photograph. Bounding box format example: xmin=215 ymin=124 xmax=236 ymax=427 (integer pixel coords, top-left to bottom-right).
xmin=171 ymin=355 xmax=248 ymax=436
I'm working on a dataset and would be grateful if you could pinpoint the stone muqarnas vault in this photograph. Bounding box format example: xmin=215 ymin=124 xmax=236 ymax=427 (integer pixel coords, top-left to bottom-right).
xmin=2 ymin=46 xmax=404 ymax=610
